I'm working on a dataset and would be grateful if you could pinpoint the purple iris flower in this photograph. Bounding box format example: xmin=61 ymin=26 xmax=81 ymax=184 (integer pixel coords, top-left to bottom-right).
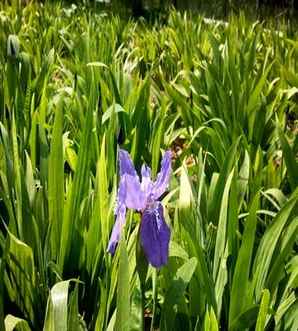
xmin=107 ymin=149 xmax=172 ymax=268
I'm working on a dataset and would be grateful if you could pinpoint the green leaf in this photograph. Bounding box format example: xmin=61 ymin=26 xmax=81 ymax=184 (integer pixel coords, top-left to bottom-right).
xmin=43 ymin=280 xmax=73 ymax=331
xmin=208 ymin=138 xmax=240 ymax=226
xmin=48 ymin=101 xmax=64 ymax=259
xmin=4 ymin=314 xmax=31 ymax=331
xmin=255 ymin=289 xmax=270 ymax=331
xmin=252 ymin=194 xmax=298 ymax=300
xmin=102 ymin=103 xmax=126 ymax=124
xmin=115 ymin=240 xmax=130 ymax=331
xmin=1 ymin=238 xmax=10 ymax=331
xmin=266 ymin=217 xmax=298 ymax=290
xmin=86 ymin=135 xmax=109 ymax=273
xmin=6 ymin=231 xmax=36 ymax=324
xmin=230 ymin=305 xmax=259 ymax=330
xmin=169 ymin=241 xmax=189 ymax=261
xmin=275 ymin=292 xmax=296 ymax=326
xmin=279 ymin=128 xmax=298 ymax=192
xmin=203 ymin=307 xmax=219 ymax=331
xmin=213 ymin=169 xmax=234 ymax=279
xmin=68 ymin=283 xmax=85 ymax=331
xmin=11 ymin=111 xmax=23 ymax=239
xmin=129 ymin=277 xmax=143 ymax=331
xmin=161 ymin=257 xmax=198 ymax=330
xmin=59 ymin=69 xmax=96 ymax=271
xmin=229 ymin=193 xmax=259 ymax=326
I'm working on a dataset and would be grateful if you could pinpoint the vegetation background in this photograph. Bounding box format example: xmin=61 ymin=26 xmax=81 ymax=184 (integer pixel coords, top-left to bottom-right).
xmin=0 ymin=0 xmax=297 ymax=330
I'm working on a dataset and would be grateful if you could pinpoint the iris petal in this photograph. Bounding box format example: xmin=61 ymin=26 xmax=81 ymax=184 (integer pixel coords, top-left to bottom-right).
xmin=140 ymin=202 xmax=170 ymax=268
xmin=107 ymin=204 xmax=126 ymax=254
xmin=152 ymin=150 xmax=172 ymax=200
xmin=108 ymin=149 xmax=172 ymax=263
xmin=107 ymin=177 xmax=127 ymax=254
xmin=119 ymin=149 xmax=137 ymax=177
xmin=141 ymin=164 xmax=153 ymax=199
xmin=124 ymin=174 xmax=146 ymax=211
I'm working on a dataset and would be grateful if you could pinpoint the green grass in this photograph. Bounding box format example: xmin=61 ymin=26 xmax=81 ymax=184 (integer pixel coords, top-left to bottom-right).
xmin=0 ymin=1 xmax=297 ymax=330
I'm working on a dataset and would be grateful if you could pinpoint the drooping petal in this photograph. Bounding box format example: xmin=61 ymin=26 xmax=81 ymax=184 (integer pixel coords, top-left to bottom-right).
xmin=119 ymin=149 xmax=137 ymax=177
xmin=152 ymin=150 xmax=172 ymax=200
xmin=140 ymin=202 xmax=170 ymax=268
xmin=124 ymin=174 xmax=146 ymax=211
xmin=107 ymin=177 xmax=127 ymax=254
xmin=107 ymin=204 xmax=126 ymax=254
xmin=141 ymin=164 xmax=153 ymax=200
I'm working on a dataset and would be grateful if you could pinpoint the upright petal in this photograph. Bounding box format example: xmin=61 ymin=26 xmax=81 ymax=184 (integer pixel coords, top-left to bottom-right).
xmin=124 ymin=174 xmax=146 ymax=211
xmin=152 ymin=150 xmax=172 ymax=200
xmin=141 ymin=164 xmax=153 ymax=200
xmin=107 ymin=177 xmax=126 ymax=254
xmin=119 ymin=149 xmax=137 ymax=177
xmin=140 ymin=202 xmax=170 ymax=268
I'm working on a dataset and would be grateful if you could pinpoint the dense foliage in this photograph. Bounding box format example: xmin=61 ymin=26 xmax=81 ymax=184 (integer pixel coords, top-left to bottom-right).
xmin=0 ymin=1 xmax=297 ymax=330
